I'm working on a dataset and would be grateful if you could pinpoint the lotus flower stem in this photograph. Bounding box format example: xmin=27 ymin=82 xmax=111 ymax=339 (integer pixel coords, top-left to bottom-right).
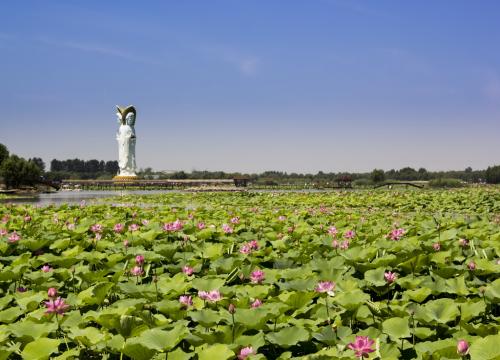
xmin=325 ymin=297 xmax=331 ymax=324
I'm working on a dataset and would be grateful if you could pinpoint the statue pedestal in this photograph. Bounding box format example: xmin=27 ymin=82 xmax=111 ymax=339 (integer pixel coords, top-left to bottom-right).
xmin=113 ymin=175 xmax=138 ymax=182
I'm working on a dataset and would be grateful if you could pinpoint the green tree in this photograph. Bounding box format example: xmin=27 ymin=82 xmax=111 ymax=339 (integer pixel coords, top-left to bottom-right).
xmin=0 ymin=155 xmax=41 ymax=188
xmin=371 ymin=169 xmax=385 ymax=183
xmin=0 ymin=143 xmax=8 ymax=166
xmin=29 ymin=157 xmax=46 ymax=172
xmin=485 ymin=165 xmax=500 ymax=184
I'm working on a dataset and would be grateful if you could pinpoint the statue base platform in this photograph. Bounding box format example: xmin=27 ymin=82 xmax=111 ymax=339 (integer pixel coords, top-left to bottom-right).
xmin=113 ymin=175 xmax=138 ymax=182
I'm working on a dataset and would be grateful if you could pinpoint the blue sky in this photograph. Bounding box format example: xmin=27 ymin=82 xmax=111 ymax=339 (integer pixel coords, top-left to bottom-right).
xmin=1 ymin=1 xmax=499 ymax=173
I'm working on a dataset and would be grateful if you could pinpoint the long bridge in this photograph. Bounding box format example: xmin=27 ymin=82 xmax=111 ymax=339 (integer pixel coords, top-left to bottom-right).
xmin=59 ymin=178 xmax=249 ymax=190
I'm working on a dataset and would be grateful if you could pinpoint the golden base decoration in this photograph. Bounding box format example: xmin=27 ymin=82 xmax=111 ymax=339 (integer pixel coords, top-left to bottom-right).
xmin=113 ymin=175 xmax=139 ymax=182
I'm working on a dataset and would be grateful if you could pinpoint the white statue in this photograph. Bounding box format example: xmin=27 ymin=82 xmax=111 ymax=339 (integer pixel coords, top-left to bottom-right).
xmin=115 ymin=105 xmax=137 ymax=178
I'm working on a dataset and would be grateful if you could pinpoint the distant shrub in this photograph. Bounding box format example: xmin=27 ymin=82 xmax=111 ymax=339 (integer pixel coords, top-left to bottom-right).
xmin=428 ymin=178 xmax=464 ymax=188
xmin=353 ymin=178 xmax=373 ymax=187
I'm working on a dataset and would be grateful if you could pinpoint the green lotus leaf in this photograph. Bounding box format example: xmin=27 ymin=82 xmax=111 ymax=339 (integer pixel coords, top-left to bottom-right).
xmin=69 ymin=327 xmax=108 ymax=347
xmin=16 ymin=292 xmax=45 ymax=312
xmin=266 ymin=326 xmax=310 ymax=348
xmin=459 ymin=300 xmax=486 ymax=322
xmin=189 ymin=309 xmax=221 ymax=327
xmin=21 ymin=337 xmax=61 ymax=360
xmin=234 ymin=331 xmax=266 ymax=350
xmin=414 ymin=338 xmax=457 ymax=357
xmin=196 ymin=344 xmax=234 ymax=360
xmin=364 ymin=267 xmax=387 ymax=287
xmin=52 ymin=348 xmax=81 ymax=360
xmin=382 ymin=317 xmax=411 ymax=340
xmin=77 ymin=282 xmax=114 ymax=306
xmin=168 ymin=348 xmax=194 ymax=360
xmin=312 ymin=326 xmax=337 ymax=345
xmin=444 ymin=276 xmax=469 ymax=296
xmin=333 ymin=290 xmax=370 ymax=311
xmin=235 ymin=308 xmax=274 ymax=329
xmin=484 ymin=278 xmax=500 ymax=303
xmin=8 ymin=320 xmax=56 ymax=342
xmin=416 ymin=298 xmax=460 ymax=324
xmin=468 ymin=333 xmax=500 ymax=360
xmin=121 ymin=339 xmax=156 ymax=360
xmin=403 ymin=287 xmax=431 ymax=303
xmin=192 ymin=277 xmax=226 ymax=291
xmin=0 ymin=306 xmax=23 ymax=323
xmin=413 ymin=327 xmax=435 ymax=340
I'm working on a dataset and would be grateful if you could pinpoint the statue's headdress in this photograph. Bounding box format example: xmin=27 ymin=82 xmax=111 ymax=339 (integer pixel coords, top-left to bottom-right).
xmin=116 ymin=105 xmax=136 ymax=125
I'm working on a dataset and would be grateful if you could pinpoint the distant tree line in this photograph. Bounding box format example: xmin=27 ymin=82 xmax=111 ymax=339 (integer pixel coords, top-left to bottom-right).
xmin=48 ymin=159 xmax=119 ymax=180
xmin=0 ymin=144 xmax=43 ymax=188
xmin=1 ymin=141 xmax=500 ymax=188
xmin=138 ymin=166 xmax=496 ymax=185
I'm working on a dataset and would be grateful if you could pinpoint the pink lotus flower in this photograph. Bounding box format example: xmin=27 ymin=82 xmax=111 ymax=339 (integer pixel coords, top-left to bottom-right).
xmin=24 ymin=215 xmax=32 ymax=222
xmin=198 ymin=290 xmax=222 ymax=303
xmin=222 ymin=224 xmax=233 ymax=234
xmin=17 ymin=287 xmax=27 ymax=293
xmin=459 ymin=238 xmax=469 ymax=247
xmin=433 ymin=242 xmax=441 ymax=251
xmin=141 ymin=219 xmax=149 ymax=226
xmin=1 ymin=215 xmax=9 ymax=223
xmin=163 ymin=219 xmax=183 ymax=232
xmin=250 ymin=270 xmax=265 ymax=284
xmin=389 ymin=228 xmax=405 ymax=241
xmin=315 ymin=281 xmax=335 ymax=295
xmin=457 ymin=339 xmax=469 ymax=356
xmin=0 ymin=228 xmax=7 ymax=237
xmin=94 ymin=233 xmax=102 ymax=241
xmin=347 ymin=336 xmax=375 ymax=358
xmin=332 ymin=239 xmax=339 ymax=249
xmin=113 ymin=223 xmax=124 ymax=233
xmin=251 ymin=299 xmax=263 ymax=308
xmin=240 ymin=244 xmax=251 ymax=254
xmin=328 ymin=226 xmax=338 ymax=236
xmin=340 ymin=240 xmax=350 ymax=250
xmin=248 ymin=240 xmax=259 ymax=250
xmin=278 ymin=215 xmax=286 ymax=221
xmin=130 ymin=266 xmax=144 ymax=276
xmin=41 ymin=265 xmax=52 ymax=273
xmin=67 ymin=223 xmax=75 ymax=230
xmin=344 ymin=230 xmax=355 ymax=239
xmin=47 ymin=288 xmax=57 ymax=298
xmin=90 ymin=224 xmax=103 ymax=233
xmin=287 ymin=226 xmax=295 ymax=233
xmin=197 ymin=222 xmax=206 ymax=230
xmin=384 ymin=271 xmax=397 ymax=284
xmin=182 ymin=265 xmax=194 ymax=276
xmin=228 ymin=303 xmax=236 ymax=314
xmin=45 ymin=297 xmax=70 ymax=316
xmin=123 ymin=239 xmax=130 ymax=248
xmin=179 ymin=295 xmax=193 ymax=307
xmin=8 ymin=231 xmax=20 ymax=243
xmin=238 ymin=346 xmax=255 ymax=360
xmin=128 ymin=223 xmax=140 ymax=232
xmin=467 ymin=261 xmax=476 ymax=270
xmin=135 ymin=255 xmax=145 ymax=266
xmin=230 ymin=217 xmax=240 ymax=224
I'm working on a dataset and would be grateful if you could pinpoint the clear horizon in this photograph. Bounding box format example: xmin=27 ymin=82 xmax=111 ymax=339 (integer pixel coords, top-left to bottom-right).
xmin=1 ymin=1 xmax=499 ymax=173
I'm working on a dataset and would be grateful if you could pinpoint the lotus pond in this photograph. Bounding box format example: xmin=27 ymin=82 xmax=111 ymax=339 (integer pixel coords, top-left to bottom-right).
xmin=0 ymin=189 xmax=499 ymax=360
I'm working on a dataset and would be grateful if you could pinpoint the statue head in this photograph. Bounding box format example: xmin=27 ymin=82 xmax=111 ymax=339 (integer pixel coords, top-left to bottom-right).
xmin=116 ymin=105 xmax=136 ymax=126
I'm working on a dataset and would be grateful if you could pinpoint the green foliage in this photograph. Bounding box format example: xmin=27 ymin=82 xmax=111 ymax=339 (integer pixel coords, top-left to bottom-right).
xmin=0 ymin=190 xmax=498 ymax=359
xmin=485 ymin=165 xmax=500 ymax=184
xmin=428 ymin=178 xmax=464 ymax=188
xmin=0 ymin=144 xmax=8 ymax=166
xmin=0 ymin=154 xmax=41 ymax=188
xmin=371 ymin=169 xmax=385 ymax=183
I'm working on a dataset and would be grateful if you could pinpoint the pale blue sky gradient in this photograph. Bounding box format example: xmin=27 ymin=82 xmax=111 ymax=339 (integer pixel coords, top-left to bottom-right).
xmin=1 ymin=1 xmax=499 ymax=172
